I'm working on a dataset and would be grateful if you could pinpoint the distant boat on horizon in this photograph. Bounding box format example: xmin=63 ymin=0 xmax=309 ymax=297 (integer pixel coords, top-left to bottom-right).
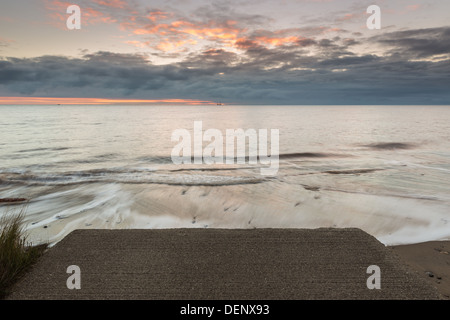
xmin=216 ymin=102 xmax=224 ymax=106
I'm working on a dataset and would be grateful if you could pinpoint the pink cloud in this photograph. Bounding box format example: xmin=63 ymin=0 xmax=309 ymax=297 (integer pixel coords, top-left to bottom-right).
xmin=93 ymin=0 xmax=127 ymax=9
xmin=406 ymin=4 xmax=421 ymax=11
xmin=44 ymin=0 xmax=120 ymax=27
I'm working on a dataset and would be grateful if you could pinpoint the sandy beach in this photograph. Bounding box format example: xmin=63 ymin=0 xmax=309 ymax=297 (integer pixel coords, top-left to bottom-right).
xmin=7 ymin=228 xmax=444 ymax=300
xmin=390 ymin=240 xmax=450 ymax=299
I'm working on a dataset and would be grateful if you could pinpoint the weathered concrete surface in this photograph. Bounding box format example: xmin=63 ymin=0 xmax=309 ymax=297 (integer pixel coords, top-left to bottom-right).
xmin=7 ymin=228 xmax=441 ymax=300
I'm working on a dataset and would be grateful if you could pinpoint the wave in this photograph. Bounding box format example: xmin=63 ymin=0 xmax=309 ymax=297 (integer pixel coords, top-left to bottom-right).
xmin=279 ymin=152 xmax=336 ymax=159
xmin=18 ymin=147 xmax=70 ymax=153
xmin=168 ymin=167 xmax=253 ymax=172
xmin=136 ymin=155 xmax=175 ymax=164
xmin=321 ymin=186 xmax=439 ymax=201
xmin=0 ymin=169 xmax=265 ymax=187
xmin=324 ymin=168 xmax=383 ymax=175
xmin=137 ymin=152 xmax=349 ymax=164
xmin=364 ymin=142 xmax=415 ymax=150
xmin=15 ymin=152 xmax=352 ymax=168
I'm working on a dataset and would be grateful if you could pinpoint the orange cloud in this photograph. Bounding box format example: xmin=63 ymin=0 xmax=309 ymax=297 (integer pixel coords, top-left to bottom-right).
xmin=406 ymin=4 xmax=421 ymax=11
xmin=156 ymin=40 xmax=180 ymax=52
xmin=234 ymin=38 xmax=259 ymax=49
xmin=0 ymin=97 xmax=217 ymax=106
xmin=44 ymin=0 xmax=117 ymax=26
xmin=125 ymin=19 xmax=244 ymax=52
xmin=233 ymin=27 xmax=326 ymax=49
xmin=156 ymin=39 xmax=197 ymax=52
xmin=253 ymin=36 xmax=300 ymax=46
xmin=43 ymin=0 xmax=73 ymax=28
xmin=84 ymin=7 xmax=116 ymax=24
xmin=45 ymin=0 xmax=71 ymax=11
xmin=336 ymin=12 xmax=364 ymax=22
xmin=186 ymin=27 xmax=239 ymax=40
xmin=147 ymin=11 xmax=170 ymax=22
xmin=42 ymin=1 xmax=334 ymax=55
xmin=93 ymin=0 xmax=127 ymax=9
xmin=129 ymin=20 xmax=242 ymax=44
xmin=133 ymin=24 xmax=170 ymax=35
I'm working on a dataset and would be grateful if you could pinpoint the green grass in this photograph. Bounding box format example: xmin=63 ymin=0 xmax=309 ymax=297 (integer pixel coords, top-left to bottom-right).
xmin=0 ymin=207 xmax=47 ymax=299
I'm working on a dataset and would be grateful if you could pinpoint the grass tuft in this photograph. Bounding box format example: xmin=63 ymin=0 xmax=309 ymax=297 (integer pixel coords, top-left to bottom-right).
xmin=0 ymin=207 xmax=47 ymax=299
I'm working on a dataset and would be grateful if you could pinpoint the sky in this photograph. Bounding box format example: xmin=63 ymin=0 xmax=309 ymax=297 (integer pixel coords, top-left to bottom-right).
xmin=0 ymin=0 xmax=449 ymax=105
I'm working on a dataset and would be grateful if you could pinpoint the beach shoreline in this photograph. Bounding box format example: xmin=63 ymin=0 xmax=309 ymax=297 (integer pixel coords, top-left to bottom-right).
xmin=389 ymin=240 xmax=450 ymax=299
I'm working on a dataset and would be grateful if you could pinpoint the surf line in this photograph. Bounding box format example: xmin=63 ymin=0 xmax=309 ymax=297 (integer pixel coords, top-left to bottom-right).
xmin=171 ymin=121 xmax=279 ymax=176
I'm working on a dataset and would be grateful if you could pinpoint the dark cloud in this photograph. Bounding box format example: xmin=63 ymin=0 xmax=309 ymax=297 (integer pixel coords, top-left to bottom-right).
xmin=192 ymin=1 xmax=271 ymax=27
xmin=1 ymin=27 xmax=449 ymax=104
xmin=371 ymin=27 xmax=450 ymax=59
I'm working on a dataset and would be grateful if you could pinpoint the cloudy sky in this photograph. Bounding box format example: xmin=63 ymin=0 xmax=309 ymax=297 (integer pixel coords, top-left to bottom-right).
xmin=0 ymin=0 xmax=449 ymax=105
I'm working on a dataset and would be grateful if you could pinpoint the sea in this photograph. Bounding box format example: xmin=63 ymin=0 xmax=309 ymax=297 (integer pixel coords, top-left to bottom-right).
xmin=1 ymin=105 xmax=449 ymax=246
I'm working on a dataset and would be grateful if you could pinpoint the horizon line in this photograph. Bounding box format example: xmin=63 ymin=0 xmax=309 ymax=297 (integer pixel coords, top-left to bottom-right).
xmin=0 ymin=97 xmax=219 ymax=106
xmin=0 ymin=97 xmax=449 ymax=106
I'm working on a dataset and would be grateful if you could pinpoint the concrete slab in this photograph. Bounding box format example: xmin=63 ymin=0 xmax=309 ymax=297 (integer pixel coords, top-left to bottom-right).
xmin=7 ymin=228 xmax=441 ymax=300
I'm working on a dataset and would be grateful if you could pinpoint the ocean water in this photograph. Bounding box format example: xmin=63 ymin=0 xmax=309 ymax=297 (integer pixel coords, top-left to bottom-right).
xmin=0 ymin=105 xmax=449 ymax=246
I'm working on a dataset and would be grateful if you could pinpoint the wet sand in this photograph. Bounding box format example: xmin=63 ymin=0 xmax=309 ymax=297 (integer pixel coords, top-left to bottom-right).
xmin=390 ymin=241 xmax=450 ymax=299
xmin=7 ymin=228 xmax=442 ymax=300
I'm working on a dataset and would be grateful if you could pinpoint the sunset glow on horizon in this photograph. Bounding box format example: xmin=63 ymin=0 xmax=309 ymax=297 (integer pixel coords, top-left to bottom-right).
xmin=0 ymin=97 xmax=217 ymax=105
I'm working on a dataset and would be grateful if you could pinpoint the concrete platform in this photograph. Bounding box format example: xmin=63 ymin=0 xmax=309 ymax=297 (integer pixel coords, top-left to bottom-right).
xmin=7 ymin=228 xmax=441 ymax=300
